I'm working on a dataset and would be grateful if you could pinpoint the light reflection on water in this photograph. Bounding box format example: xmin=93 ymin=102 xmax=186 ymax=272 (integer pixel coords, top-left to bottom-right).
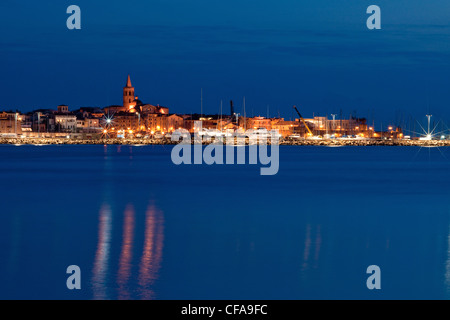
xmin=446 ymin=226 xmax=450 ymax=296
xmin=301 ymin=224 xmax=311 ymax=273
xmin=117 ymin=204 xmax=135 ymax=300
xmin=92 ymin=203 xmax=112 ymax=300
xmin=138 ymin=204 xmax=164 ymax=300
xmin=91 ymin=201 xmax=164 ymax=300
xmin=300 ymin=224 xmax=322 ymax=279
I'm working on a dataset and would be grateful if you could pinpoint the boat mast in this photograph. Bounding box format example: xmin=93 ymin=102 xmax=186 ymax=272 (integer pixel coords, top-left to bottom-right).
xmin=219 ymin=100 xmax=222 ymax=131
xmin=200 ymin=88 xmax=203 ymax=118
xmin=243 ymin=97 xmax=246 ymax=130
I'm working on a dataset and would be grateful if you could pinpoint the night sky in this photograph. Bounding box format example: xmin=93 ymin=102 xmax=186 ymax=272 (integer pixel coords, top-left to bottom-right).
xmin=1 ymin=0 xmax=449 ymax=126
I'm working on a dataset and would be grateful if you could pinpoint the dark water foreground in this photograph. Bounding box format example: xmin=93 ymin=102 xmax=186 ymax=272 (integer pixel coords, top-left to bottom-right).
xmin=0 ymin=145 xmax=449 ymax=300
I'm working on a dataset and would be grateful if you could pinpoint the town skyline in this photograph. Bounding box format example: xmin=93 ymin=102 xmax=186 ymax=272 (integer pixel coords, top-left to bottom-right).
xmin=1 ymin=74 xmax=449 ymax=142
xmin=0 ymin=72 xmax=447 ymax=131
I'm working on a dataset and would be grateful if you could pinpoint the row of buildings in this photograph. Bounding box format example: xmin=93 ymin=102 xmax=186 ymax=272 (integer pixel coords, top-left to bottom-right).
xmin=0 ymin=76 xmax=400 ymax=139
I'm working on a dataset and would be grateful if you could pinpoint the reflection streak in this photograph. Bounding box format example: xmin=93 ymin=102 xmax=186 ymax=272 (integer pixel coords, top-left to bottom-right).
xmin=117 ymin=204 xmax=135 ymax=300
xmin=446 ymin=225 xmax=450 ymax=296
xmin=139 ymin=204 xmax=164 ymax=300
xmin=92 ymin=204 xmax=112 ymax=300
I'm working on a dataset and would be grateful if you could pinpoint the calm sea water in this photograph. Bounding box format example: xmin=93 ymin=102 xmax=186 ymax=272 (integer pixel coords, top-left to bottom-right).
xmin=0 ymin=145 xmax=449 ymax=300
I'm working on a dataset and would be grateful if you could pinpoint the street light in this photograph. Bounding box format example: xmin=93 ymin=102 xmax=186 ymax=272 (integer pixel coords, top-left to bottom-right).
xmin=426 ymin=114 xmax=432 ymax=136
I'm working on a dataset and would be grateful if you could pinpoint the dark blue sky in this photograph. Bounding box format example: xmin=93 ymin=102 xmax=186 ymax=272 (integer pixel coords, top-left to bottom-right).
xmin=1 ymin=0 xmax=449 ymax=126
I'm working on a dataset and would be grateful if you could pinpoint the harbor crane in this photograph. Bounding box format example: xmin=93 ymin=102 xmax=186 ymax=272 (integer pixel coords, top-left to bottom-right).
xmin=218 ymin=100 xmax=239 ymax=130
xmin=293 ymin=105 xmax=313 ymax=136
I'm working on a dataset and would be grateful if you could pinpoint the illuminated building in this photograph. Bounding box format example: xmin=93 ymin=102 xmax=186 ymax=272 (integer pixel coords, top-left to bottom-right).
xmin=0 ymin=112 xmax=23 ymax=135
xmin=123 ymin=75 xmax=135 ymax=110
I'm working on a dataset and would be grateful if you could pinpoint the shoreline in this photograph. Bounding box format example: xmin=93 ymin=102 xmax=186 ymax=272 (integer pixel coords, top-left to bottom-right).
xmin=1 ymin=137 xmax=449 ymax=147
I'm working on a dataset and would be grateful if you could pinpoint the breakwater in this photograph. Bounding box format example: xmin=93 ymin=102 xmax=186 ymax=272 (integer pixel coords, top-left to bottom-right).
xmin=1 ymin=137 xmax=449 ymax=147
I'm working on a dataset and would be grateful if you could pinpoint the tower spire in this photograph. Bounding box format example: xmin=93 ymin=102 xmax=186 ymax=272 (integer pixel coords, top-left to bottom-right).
xmin=123 ymin=75 xmax=135 ymax=109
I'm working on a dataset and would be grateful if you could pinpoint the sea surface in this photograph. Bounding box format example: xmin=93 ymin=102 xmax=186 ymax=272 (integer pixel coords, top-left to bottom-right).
xmin=0 ymin=144 xmax=449 ymax=300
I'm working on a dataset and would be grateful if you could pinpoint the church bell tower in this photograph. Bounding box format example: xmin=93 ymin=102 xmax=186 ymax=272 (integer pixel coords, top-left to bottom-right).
xmin=123 ymin=75 xmax=135 ymax=110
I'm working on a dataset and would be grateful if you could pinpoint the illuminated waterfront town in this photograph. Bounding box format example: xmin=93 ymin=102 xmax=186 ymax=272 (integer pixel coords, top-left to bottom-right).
xmin=0 ymin=75 xmax=446 ymax=144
